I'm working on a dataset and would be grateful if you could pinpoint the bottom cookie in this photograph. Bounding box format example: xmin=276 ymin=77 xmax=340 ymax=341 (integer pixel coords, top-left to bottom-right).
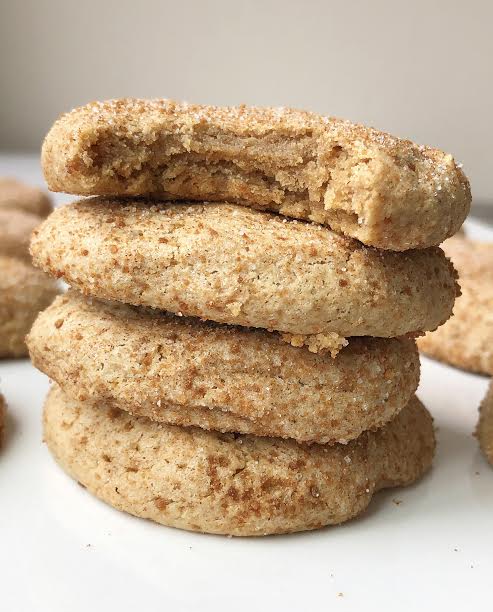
xmin=0 ymin=256 xmax=59 ymax=358
xmin=44 ymin=386 xmax=435 ymax=536
xmin=0 ymin=393 xmax=6 ymax=445
xmin=477 ymin=381 xmax=493 ymax=466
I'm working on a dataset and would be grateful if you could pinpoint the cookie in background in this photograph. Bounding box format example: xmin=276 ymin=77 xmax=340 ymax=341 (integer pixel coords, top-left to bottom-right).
xmin=0 ymin=177 xmax=53 ymax=218
xmin=0 ymin=393 xmax=6 ymax=446
xmin=44 ymin=386 xmax=435 ymax=536
xmin=0 ymin=177 xmax=53 ymax=260
xmin=28 ymin=98 xmax=468 ymax=535
xmin=418 ymin=235 xmax=493 ymax=375
xmin=0 ymin=178 xmax=59 ymax=359
xmin=477 ymin=381 xmax=493 ymax=466
xmin=42 ymin=99 xmax=471 ymax=251
xmin=0 ymin=256 xmax=59 ymax=358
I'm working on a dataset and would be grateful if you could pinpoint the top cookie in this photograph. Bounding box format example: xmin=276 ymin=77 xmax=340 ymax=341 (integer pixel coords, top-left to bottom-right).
xmin=0 ymin=177 xmax=53 ymax=218
xmin=41 ymin=99 xmax=470 ymax=251
xmin=0 ymin=393 xmax=5 ymax=445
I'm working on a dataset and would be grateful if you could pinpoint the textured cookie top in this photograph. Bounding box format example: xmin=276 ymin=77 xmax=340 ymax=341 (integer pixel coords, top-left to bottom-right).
xmin=477 ymin=381 xmax=493 ymax=466
xmin=417 ymin=236 xmax=493 ymax=375
xmin=0 ymin=177 xmax=53 ymax=218
xmin=28 ymin=292 xmax=419 ymax=444
xmin=44 ymin=386 xmax=435 ymax=536
xmin=30 ymin=199 xmax=459 ymax=346
xmin=41 ymin=99 xmax=470 ymax=250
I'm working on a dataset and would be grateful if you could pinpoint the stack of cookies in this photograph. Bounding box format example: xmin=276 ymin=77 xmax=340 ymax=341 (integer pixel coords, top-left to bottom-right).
xmin=27 ymin=100 xmax=470 ymax=536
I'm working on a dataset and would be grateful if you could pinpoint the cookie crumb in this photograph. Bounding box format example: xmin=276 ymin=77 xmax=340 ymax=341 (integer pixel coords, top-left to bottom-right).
xmin=280 ymin=331 xmax=348 ymax=357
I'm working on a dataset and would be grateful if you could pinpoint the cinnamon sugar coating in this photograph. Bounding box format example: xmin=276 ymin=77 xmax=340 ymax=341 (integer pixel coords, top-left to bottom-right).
xmin=30 ymin=200 xmax=458 ymax=347
xmin=41 ymin=99 xmax=470 ymax=251
xmin=43 ymin=386 xmax=435 ymax=536
xmin=28 ymin=292 xmax=420 ymax=444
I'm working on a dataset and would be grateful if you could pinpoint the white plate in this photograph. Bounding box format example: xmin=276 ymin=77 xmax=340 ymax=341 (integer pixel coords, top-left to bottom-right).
xmin=1 ymin=156 xmax=492 ymax=611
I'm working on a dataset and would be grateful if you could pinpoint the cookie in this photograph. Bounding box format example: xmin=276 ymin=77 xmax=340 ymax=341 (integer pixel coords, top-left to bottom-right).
xmin=0 ymin=208 xmax=42 ymax=260
xmin=0 ymin=177 xmax=53 ymax=218
xmin=41 ymin=99 xmax=470 ymax=251
xmin=43 ymin=386 xmax=435 ymax=536
xmin=418 ymin=236 xmax=493 ymax=374
xmin=28 ymin=292 xmax=419 ymax=444
xmin=0 ymin=393 xmax=6 ymax=445
xmin=0 ymin=256 xmax=59 ymax=358
xmin=30 ymin=200 xmax=458 ymax=351
xmin=477 ymin=381 xmax=493 ymax=466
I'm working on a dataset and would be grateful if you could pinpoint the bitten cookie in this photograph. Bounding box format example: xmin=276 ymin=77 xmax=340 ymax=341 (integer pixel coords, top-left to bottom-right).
xmin=0 ymin=177 xmax=53 ymax=218
xmin=0 ymin=208 xmax=42 ymax=260
xmin=28 ymin=292 xmax=420 ymax=444
xmin=418 ymin=236 xmax=493 ymax=374
xmin=41 ymin=99 xmax=470 ymax=251
xmin=44 ymin=386 xmax=435 ymax=536
xmin=30 ymin=200 xmax=458 ymax=352
xmin=477 ymin=381 xmax=493 ymax=466
xmin=0 ymin=256 xmax=59 ymax=358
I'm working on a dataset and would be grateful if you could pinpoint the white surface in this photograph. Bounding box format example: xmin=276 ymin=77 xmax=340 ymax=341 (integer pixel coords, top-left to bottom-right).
xmin=0 ymin=156 xmax=492 ymax=611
